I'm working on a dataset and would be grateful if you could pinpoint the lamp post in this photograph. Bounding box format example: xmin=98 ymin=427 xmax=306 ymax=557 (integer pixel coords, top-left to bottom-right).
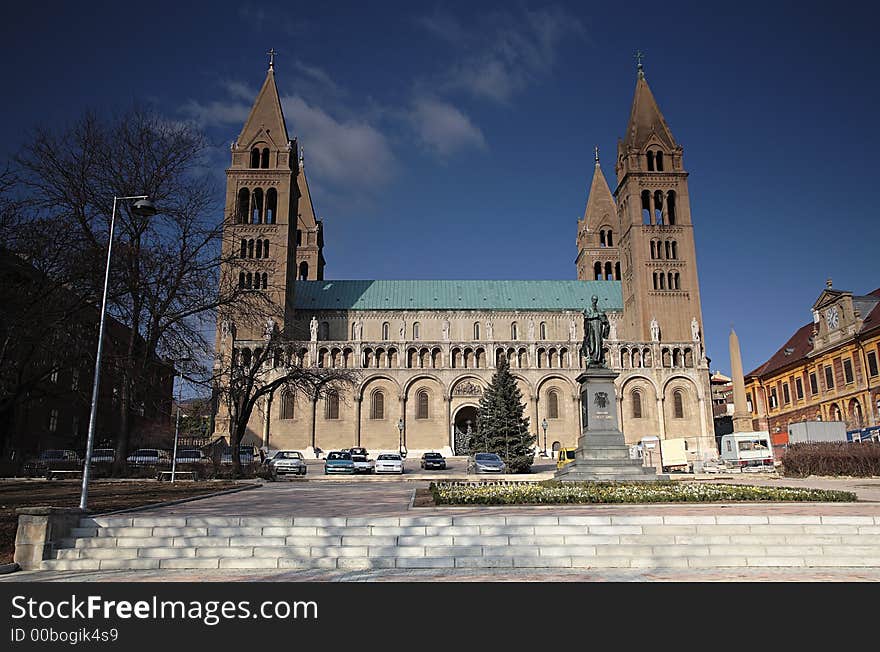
xmin=541 ymin=418 xmax=548 ymax=458
xmin=79 ymin=196 xmax=157 ymax=511
xmin=397 ymin=418 xmax=404 ymax=456
xmin=170 ymin=358 xmax=194 ymax=484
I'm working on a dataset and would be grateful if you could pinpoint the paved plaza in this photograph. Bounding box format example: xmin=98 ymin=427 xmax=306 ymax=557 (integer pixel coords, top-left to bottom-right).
xmin=4 ymin=471 xmax=880 ymax=582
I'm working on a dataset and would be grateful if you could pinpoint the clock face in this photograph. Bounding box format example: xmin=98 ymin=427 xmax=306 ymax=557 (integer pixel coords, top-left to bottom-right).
xmin=825 ymin=307 xmax=839 ymax=329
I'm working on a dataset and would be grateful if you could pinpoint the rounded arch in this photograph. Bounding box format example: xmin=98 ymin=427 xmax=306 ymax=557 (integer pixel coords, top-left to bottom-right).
xmin=535 ymin=374 xmax=576 ymax=396
xmin=357 ymin=374 xmax=402 ymax=401
xmin=402 ymin=373 xmax=445 ymax=397
xmin=508 ymin=373 xmax=535 ymax=399
xmin=660 ymin=374 xmax=702 ymax=399
xmin=621 ymin=373 xmax=661 ymax=397
xmin=449 ymin=374 xmax=488 ymax=399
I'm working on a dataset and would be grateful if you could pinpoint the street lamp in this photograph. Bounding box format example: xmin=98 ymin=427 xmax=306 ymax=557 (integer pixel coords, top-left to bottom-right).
xmin=79 ymin=196 xmax=158 ymax=511
xmin=397 ymin=418 xmax=404 ymax=457
xmin=170 ymin=358 xmax=194 ymax=484
xmin=541 ymin=418 xmax=548 ymax=458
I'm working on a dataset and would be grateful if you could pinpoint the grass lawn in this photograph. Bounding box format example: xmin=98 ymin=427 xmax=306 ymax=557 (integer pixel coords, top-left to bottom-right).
xmin=0 ymin=480 xmax=241 ymax=564
xmin=426 ymin=480 xmax=858 ymax=506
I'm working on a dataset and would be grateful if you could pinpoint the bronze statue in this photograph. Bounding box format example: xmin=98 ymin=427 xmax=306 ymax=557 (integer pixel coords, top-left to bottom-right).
xmin=581 ymin=295 xmax=609 ymax=367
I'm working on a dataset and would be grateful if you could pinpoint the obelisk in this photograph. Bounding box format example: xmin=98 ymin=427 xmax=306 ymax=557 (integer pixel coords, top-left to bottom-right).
xmin=729 ymin=328 xmax=754 ymax=432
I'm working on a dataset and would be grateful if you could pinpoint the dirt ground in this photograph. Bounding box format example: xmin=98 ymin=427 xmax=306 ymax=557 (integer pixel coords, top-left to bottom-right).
xmin=0 ymin=480 xmax=240 ymax=564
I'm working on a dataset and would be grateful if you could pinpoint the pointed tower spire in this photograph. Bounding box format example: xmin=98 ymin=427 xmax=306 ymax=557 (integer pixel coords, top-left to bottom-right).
xmin=576 ymin=158 xmax=619 ymax=280
xmin=622 ymin=68 xmax=677 ymax=152
xmin=237 ymin=57 xmax=290 ymax=150
xmin=582 ymin=161 xmax=615 ymax=226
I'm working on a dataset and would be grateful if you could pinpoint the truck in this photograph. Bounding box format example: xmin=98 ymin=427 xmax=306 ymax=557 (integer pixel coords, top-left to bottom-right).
xmin=787 ymin=421 xmax=847 ymax=444
xmin=659 ymin=438 xmax=690 ymax=473
xmin=348 ymin=447 xmax=375 ymax=474
xmin=719 ymin=432 xmax=774 ymax=470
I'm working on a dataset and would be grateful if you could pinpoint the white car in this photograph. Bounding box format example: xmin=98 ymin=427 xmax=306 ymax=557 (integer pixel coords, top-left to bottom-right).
xmin=374 ymin=452 xmax=404 ymax=474
xmin=268 ymin=450 xmax=308 ymax=477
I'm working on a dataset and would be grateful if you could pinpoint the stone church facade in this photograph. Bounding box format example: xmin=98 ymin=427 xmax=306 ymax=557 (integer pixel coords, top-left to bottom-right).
xmin=214 ymin=59 xmax=715 ymax=459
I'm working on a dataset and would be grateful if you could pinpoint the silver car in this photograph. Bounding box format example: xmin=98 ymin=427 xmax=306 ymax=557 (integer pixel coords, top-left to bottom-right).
xmin=268 ymin=450 xmax=307 ymax=478
xmin=468 ymin=452 xmax=506 ymax=473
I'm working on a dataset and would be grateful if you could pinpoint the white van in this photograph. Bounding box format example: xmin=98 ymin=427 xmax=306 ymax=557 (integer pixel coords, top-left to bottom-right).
xmin=719 ymin=432 xmax=774 ymax=470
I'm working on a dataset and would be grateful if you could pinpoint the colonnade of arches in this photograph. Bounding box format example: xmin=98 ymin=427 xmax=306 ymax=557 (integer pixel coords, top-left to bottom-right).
xmin=618 ymin=346 xmax=695 ymax=369
xmin=239 ymin=238 xmax=270 ymax=259
xmin=652 ymin=270 xmax=681 ymax=290
xmin=236 ymin=187 xmax=278 ymax=224
xmin=641 ymin=189 xmax=677 ymax=225
xmin=593 ymin=260 xmax=621 ymax=281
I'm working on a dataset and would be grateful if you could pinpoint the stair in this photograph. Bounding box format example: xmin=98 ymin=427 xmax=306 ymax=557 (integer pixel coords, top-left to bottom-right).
xmin=41 ymin=514 xmax=880 ymax=571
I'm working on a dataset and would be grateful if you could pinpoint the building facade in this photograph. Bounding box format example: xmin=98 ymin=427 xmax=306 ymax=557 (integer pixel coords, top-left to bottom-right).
xmin=215 ymin=60 xmax=716 ymax=458
xmin=745 ymin=281 xmax=880 ymax=441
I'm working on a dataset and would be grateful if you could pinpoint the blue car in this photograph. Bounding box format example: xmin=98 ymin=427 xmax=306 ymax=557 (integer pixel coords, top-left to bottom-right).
xmin=324 ymin=450 xmax=355 ymax=474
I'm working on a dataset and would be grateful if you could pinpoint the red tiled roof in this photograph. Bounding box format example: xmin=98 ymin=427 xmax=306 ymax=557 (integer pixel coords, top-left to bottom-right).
xmin=746 ymin=322 xmax=814 ymax=378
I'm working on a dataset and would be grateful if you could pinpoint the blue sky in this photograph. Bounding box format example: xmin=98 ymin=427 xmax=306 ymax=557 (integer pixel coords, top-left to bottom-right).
xmin=2 ymin=1 xmax=878 ymax=376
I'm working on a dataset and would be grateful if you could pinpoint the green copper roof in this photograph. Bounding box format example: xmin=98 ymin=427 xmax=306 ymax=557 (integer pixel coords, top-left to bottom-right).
xmin=294 ymin=280 xmax=622 ymax=311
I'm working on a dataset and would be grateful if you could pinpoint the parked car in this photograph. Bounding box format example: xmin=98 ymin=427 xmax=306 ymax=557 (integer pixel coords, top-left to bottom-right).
xmin=24 ymin=449 xmax=83 ymax=477
xmin=349 ymin=447 xmax=375 ymax=474
xmin=324 ymin=450 xmax=355 ymax=474
xmin=420 ymin=452 xmax=447 ymax=470
xmin=173 ymin=449 xmax=211 ymax=479
xmin=220 ymin=446 xmax=257 ymax=465
xmin=467 ymin=452 xmax=506 ymax=473
xmin=90 ymin=448 xmax=116 ymax=464
xmin=268 ymin=450 xmax=307 ymax=478
xmin=126 ymin=448 xmax=172 ymax=467
xmin=375 ymin=452 xmax=404 ymax=474
xmin=556 ymin=447 xmax=577 ymax=470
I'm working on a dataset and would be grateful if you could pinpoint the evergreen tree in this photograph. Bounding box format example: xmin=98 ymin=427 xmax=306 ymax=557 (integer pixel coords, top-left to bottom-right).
xmin=473 ymin=356 xmax=537 ymax=472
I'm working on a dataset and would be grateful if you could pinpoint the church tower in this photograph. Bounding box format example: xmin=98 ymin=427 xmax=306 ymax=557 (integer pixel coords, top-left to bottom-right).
xmin=576 ymin=147 xmax=619 ymax=282
xmin=614 ymin=61 xmax=705 ymax=344
xmin=294 ymin=153 xmax=325 ymax=281
xmin=218 ymin=54 xmax=300 ymax=341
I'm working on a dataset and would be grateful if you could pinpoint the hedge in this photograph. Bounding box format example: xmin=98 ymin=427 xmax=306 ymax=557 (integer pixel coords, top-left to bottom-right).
xmin=781 ymin=442 xmax=880 ymax=477
xmin=429 ymin=480 xmax=856 ymax=504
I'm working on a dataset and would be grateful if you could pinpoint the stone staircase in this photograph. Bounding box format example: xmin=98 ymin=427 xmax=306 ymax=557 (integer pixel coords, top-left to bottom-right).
xmin=41 ymin=514 xmax=880 ymax=571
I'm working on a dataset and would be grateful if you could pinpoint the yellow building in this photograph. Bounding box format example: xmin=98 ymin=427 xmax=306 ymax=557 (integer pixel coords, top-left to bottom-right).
xmin=745 ymin=280 xmax=880 ymax=441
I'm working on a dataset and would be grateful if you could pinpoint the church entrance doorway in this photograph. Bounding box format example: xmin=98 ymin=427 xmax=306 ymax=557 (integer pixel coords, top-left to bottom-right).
xmin=453 ymin=405 xmax=478 ymax=455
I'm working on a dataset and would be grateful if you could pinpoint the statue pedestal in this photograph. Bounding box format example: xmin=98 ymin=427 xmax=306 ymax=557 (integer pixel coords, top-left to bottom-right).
xmin=555 ymin=367 xmax=666 ymax=482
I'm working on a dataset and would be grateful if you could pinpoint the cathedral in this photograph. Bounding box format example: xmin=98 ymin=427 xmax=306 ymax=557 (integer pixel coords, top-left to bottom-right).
xmin=214 ymin=57 xmax=715 ymax=460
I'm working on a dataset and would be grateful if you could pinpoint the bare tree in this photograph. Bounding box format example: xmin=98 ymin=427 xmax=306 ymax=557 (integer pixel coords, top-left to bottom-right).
xmin=211 ymin=322 xmax=358 ymax=477
xmin=12 ymin=108 xmax=270 ymax=472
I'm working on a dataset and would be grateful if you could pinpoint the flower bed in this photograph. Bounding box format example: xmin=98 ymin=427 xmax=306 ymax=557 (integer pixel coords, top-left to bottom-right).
xmin=429 ymin=480 xmax=856 ymax=505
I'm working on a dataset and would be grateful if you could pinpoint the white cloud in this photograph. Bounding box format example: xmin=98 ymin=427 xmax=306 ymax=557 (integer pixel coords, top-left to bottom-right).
xmin=180 ymin=98 xmax=251 ymax=129
xmin=281 ymin=95 xmax=395 ymax=188
xmin=419 ymin=6 xmax=586 ymax=103
xmin=409 ymin=97 xmax=486 ymax=157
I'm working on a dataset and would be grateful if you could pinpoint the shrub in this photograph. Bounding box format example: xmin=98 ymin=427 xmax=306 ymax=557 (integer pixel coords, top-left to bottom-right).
xmin=781 ymin=442 xmax=880 ymax=477
xmin=428 ymin=480 xmax=855 ymax=504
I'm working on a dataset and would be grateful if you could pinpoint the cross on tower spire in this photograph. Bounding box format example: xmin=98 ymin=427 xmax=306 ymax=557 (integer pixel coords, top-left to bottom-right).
xmin=267 ymin=48 xmax=277 ymax=71
xmin=594 ymin=145 xmax=600 ymax=164
xmin=634 ymin=50 xmax=645 ymax=78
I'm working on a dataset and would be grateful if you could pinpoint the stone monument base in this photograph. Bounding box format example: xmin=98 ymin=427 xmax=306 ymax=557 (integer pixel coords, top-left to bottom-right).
xmin=554 ymin=367 xmax=667 ymax=482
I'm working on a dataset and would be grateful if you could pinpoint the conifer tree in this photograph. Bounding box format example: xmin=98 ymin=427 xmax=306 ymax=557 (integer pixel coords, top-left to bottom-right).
xmin=473 ymin=356 xmax=536 ymax=472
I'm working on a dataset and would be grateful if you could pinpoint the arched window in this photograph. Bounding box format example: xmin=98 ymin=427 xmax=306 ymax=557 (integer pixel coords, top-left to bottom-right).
xmin=252 ymin=188 xmax=264 ymax=224
xmin=540 ymin=322 xmax=547 ymax=340
xmin=659 ymin=272 xmax=666 ymax=290
xmin=654 ymin=190 xmax=664 ymax=225
xmin=245 ymin=272 xmax=253 ymax=289
xmin=280 ymin=391 xmax=294 ymax=419
xmin=594 ymin=261 xmax=602 ymax=281
xmin=671 ymin=241 xmax=677 ymax=259
xmin=263 ymin=240 xmax=270 ymax=258
xmin=641 ymin=190 xmax=651 ymax=225
xmin=646 ymin=150 xmax=655 ymax=171
xmin=260 ymin=148 xmax=270 ymax=169
xmin=296 ymin=230 xmax=303 ymax=246
xmin=653 ymin=272 xmax=658 ymax=290
xmin=370 ymin=391 xmax=385 ymax=420
xmin=615 ymin=262 xmax=621 ymax=280
xmin=382 ymin=322 xmax=390 ymax=340
xmin=650 ymin=240 xmax=656 ymax=259
xmin=607 ymin=230 xmax=613 ymax=247
xmin=250 ymin=148 xmax=260 ymax=169
xmin=237 ymin=188 xmax=250 ymax=223
xmin=667 ymin=191 xmax=676 ymax=225
xmin=673 ymin=272 xmax=680 ymax=290
xmin=548 ymin=390 xmax=559 ymax=419
xmin=255 ymin=239 xmax=263 ymax=259
xmin=299 ymin=261 xmax=309 ymax=280
xmin=325 ymin=391 xmax=339 ymax=419
xmin=655 ymin=151 xmax=664 ymax=171
xmin=417 ymin=390 xmax=429 ymax=419
xmin=261 ymin=272 xmax=268 ymax=289
xmin=240 ymin=239 xmax=247 ymax=258
xmin=631 ymin=390 xmax=643 ymax=419
xmin=474 ymin=322 xmax=480 ymax=340
xmin=511 ymin=322 xmax=518 ymax=340
xmin=605 ymin=261 xmax=613 ymax=280
xmin=673 ymin=390 xmax=685 ymax=419
xmin=265 ymin=188 xmax=277 ymax=224
xmin=665 ymin=241 xmax=671 ymax=259
xmin=238 ymin=272 xmax=245 ymax=288
xmin=247 ymin=239 xmax=254 ymax=258
xmin=668 ymin=272 xmax=674 ymax=290
xmin=600 ymin=230 xmax=606 ymax=247
xmin=412 ymin=322 xmax=420 ymax=340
